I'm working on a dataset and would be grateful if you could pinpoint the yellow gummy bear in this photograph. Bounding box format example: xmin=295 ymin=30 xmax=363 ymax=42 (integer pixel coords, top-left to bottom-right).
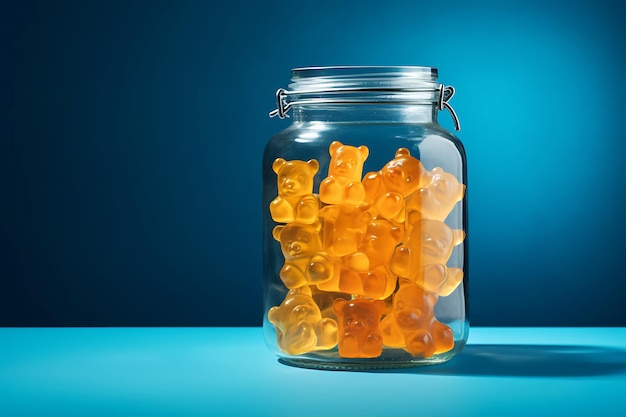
xmin=273 ymin=222 xmax=335 ymax=289
xmin=270 ymin=158 xmax=320 ymax=224
xmin=406 ymin=167 xmax=465 ymax=222
xmin=362 ymin=148 xmax=429 ymax=222
xmin=320 ymin=141 xmax=369 ymax=205
xmin=333 ymin=297 xmax=386 ymax=358
xmin=389 ymin=215 xmax=464 ymax=281
xmin=268 ymin=287 xmax=338 ymax=355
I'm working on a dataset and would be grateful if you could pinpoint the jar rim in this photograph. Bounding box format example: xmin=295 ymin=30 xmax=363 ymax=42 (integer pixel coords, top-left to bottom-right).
xmin=291 ymin=66 xmax=438 ymax=81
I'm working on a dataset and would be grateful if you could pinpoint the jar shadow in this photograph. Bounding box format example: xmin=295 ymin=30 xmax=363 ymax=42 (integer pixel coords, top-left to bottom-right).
xmin=381 ymin=344 xmax=626 ymax=377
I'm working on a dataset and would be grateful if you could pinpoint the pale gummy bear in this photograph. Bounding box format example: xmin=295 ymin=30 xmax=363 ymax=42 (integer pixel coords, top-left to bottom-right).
xmin=362 ymin=148 xmax=430 ymax=222
xmin=273 ymin=222 xmax=335 ymax=289
xmin=380 ymin=279 xmax=454 ymax=357
xmin=270 ymin=158 xmax=320 ymax=224
xmin=320 ymin=141 xmax=369 ymax=205
xmin=406 ymin=167 xmax=465 ymax=222
xmin=268 ymin=287 xmax=338 ymax=355
xmin=334 ymin=297 xmax=386 ymax=358
xmin=389 ymin=215 xmax=464 ymax=281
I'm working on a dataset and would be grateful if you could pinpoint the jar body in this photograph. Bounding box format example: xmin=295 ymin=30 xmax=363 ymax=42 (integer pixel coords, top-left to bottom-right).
xmin=263 ymin=69 xmax=468 ymax=369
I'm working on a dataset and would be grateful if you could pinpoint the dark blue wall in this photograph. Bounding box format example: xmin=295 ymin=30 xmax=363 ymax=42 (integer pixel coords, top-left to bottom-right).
xmin=2 ymin=0 xmax=625 ymax=326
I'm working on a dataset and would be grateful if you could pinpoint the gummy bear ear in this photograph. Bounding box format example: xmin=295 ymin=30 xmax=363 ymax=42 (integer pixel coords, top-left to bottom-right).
xmin=329 ymin=141 xmax=343 ymax=155
xmin=358 ymin=145 xmax=370 ymax=161
xmin=272 ymin=158 xmax=287 ymax=174
xmin=333 ymin=298 xmax=347 ymax=314
xmin=395 ymin=148 xmax=411 ymax=158
xmin=307 ymin=159 xmax=319 ymax=174
xmin=373 ymin=300 xmax=386 ymax=315
xmin=272 ymin=225 xmax=284 ymax=241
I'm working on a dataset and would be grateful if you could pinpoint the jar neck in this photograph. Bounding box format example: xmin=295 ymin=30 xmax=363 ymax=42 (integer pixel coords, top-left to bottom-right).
xmin=291 ymin=103 xmax=438 ymax=124
xmin=270 ymin=66 xmax=460 ymax=130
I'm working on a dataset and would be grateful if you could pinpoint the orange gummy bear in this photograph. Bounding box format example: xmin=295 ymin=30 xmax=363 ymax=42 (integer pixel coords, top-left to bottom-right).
xmin=362 ymin=148 xmax=429 ymax=222
xmin=270 ymin=158 xmax=320 ymax=224
xmin=268 ymin=287 xmax=338 ymax=355
xmin=273 ymin=222 xmax=335 ymax=289
xmin=320 ymin=141 xmax=369 ymax=205
xmin=333 ymin=298 xmax=386 ymax=358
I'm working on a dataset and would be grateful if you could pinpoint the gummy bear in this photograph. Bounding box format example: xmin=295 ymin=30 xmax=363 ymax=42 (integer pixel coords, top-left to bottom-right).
xmin=268 ymin=287 xmax=338 ymax=355
xmin=320 ymin=141 xmax=369 ymax=205
xmin=389 ymin=215 xmax=464 ymax=281
xmin=359 ymin=219 xmax=404 ymax=268
xmin=273 ymin=222 xmax=335 ymax=289
xmin=362 ymin=148 xmax=429 ymax=222
xmin=320 ymin=204 xmax=371 ymax=261
xmin=406 ymin=167 xmax=465 ymax=222
xmin=334 ymin=298 xmax=386 ymax=358
xmin=382 ymin=280 xmax=454 ymax=357
xmin=270 ymin=158 xmax=320 ymax=224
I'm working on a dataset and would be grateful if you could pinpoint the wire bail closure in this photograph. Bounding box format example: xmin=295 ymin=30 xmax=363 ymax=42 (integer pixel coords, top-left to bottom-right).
xmin=270 ymin=85 xmax=461 ymax=131
xmin=438 ymin=85 xmax=461 ymax=131
xmin=269 ymin=88 xmax=291 ymax=119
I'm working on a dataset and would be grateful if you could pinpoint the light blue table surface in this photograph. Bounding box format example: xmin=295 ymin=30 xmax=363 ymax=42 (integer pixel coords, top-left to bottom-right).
xmin=1 ymin=327 xmax=625 ymax=416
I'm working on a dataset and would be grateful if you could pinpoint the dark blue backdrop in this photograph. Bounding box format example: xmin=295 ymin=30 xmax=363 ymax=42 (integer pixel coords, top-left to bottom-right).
xmin=2 ymin=0 xmax=625 ymax=326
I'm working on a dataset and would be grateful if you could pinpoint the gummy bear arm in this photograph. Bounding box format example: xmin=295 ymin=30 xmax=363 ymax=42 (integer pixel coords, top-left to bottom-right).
xmin=345 ymin=182 xmax=366 ymax=205
xmin=389 ymin=245 xmax=414 ymax=279
xmin=362 ymin=172 xmax=383 ymax=202
xmin=270 ymin=197 xmax=295 ymax=223
xmin=319 ymin=177 xmax=343 ymax=205
xmin=295 ymin=195 xmax=319 ymax=223
xmin=279 ymin=264 xmax=309 ymax=289
xmin=316 ymin=318 xmax=338 ymax=349
xmin=268 ymin=306 xmax=281 ymax=328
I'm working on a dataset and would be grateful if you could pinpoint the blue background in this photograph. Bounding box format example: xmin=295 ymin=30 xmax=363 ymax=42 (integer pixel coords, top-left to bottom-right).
xmin=2 ymin=0 xmax=625 ymax=326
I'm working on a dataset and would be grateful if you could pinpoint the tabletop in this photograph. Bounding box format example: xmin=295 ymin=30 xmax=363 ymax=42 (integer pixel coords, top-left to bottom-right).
xmin=1 ymin=327 xmax=625 ymax=416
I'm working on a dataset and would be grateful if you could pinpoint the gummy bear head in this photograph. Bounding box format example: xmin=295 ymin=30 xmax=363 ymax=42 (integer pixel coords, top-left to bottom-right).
xmin=360 ymin=219 xmax=404 ymax=267
xmin=327 ymin=141 xmax=369 ymax=182
xmin=405 ymin=215 xmax=465 ymax=265
xmin=333 ymin=298 xmax=385 ymax=335
xmin=418 ymin=167 xmax=465 ymax=219
xmin=268 ymin=287 xmax=324 ymax=354
xmin=273 ymin=222 xmax=323 ymax=259
xmin=393 ymin=280 xmax=437 ymax=331
xmin=380 ymin=148 xmax=428 ymax=197
xmin=273 ymin=158 xmax=319 ymax=197
xmin=268 ymin=287 xmax=324 ymax=331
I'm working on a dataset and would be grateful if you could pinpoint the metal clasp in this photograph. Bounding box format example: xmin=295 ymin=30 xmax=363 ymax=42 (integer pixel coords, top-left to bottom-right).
xmin=268 ymin=88 xmax=291 ymax=119
xmin=438 ymin=85 xmax=461 ymax=131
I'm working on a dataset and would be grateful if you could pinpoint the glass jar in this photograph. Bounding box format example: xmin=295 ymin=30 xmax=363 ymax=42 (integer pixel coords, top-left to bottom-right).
xmin=262 ymin=66 xmax=468 ymax=370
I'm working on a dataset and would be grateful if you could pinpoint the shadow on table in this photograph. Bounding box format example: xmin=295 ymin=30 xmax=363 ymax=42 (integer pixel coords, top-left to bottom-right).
xmin=390 ymin=344 xmax=626 ymax=377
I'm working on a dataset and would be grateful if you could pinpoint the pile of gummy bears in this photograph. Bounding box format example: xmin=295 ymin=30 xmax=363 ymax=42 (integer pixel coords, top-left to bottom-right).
xmin=268 ymin=141 xmax=465 ymax=359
